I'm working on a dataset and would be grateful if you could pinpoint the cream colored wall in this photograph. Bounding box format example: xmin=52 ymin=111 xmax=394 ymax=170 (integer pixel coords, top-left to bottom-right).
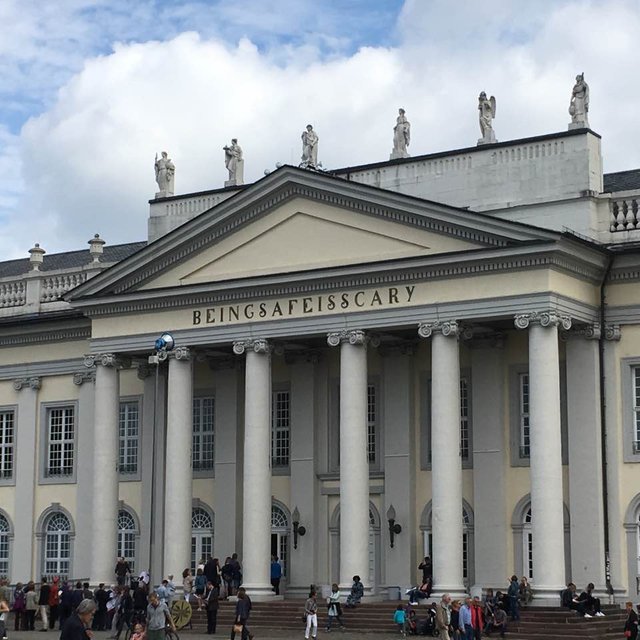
xmin=0 ymin=341 xmax=88 ymax=366
xmin=606 ymin=283 xmax=640 ymax=307
xmin=141 ymin=198 xmax=485 ymax=289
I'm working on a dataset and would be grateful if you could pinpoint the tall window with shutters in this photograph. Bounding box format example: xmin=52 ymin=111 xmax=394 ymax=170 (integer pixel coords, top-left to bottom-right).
xmin=272 ymin=391 xmax=290 ymax=468
xmin=44 ymin=512 xmax=71 ymax=579
xmin=0 ymin=410 xmax=14 ymax=480
xmin=46 ymin=407 xmax=75 ymax=477
xmin=192 ymin=397 xmax=215 ymax=472
xmin=119 ymin=401 xmax=139 ymax=475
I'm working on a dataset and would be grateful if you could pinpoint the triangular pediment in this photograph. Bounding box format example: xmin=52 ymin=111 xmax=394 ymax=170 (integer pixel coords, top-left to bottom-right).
xmin=140 ymin=199 xmax=487 ymax=289
xmin=67 ymin=165 xmax=561 ymax=300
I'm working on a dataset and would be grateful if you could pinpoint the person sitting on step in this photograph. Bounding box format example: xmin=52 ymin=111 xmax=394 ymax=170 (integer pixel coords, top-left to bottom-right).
xmin=561 ymin=582 xmax=585 ymax=616
xmin=575 ymin=583 xmax=605 ymax=618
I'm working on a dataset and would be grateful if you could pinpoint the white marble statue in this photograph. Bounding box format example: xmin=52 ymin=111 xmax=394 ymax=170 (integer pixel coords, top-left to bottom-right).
xmin=223 ymin=138 xmax=244 ymax=186
xmin=477 ymin=92 xmax=497 ymax=145
xmin=301 ymin=124 xmax=319 ymax=168
xmin=568 ymin=73 xmax=589 ymax=129
xmin=154 ymin=151 xmax=175 ymax=196
xmin=390 ymin=108 xmax=411 ymax=160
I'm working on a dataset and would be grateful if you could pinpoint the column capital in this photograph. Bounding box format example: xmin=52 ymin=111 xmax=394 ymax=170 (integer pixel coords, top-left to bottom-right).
xmin=514 ymin=311 xmax=572 ymax=331
xmin=327 ymin=329 xmax=379 ymax=347
xmin=73 ymin=370 xmax=96 ymax=386
xmin=417 ymin=320 xmax=460 ymax=339
xmin=84 ymin=353 xmax=131 ymax=368
xmin=561 ymin=323 xmax=601 ymax=341
xmin=13 ymin=376 xmax=41 ymax=391
xmin=233 ymin=338 xmax=272 ymax=355
xmin=604 ymin=324 xmax=621 ymax=341
xmin=169 ymin=346 xmax=192 ymax=361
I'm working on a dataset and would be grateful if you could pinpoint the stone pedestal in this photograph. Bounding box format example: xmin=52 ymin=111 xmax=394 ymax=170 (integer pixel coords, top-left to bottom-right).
xmin=477 ymin=131 xmax=497 ymax=145
xmin=154 ymin=190 xmax=173 ymax=199
xmin=225 ymin=159 xmax=244 ymax=187
xmin=568 ymin=120 xmax=589 ymax=130
xmin=390 ymin=150 xmax=410 ymax=160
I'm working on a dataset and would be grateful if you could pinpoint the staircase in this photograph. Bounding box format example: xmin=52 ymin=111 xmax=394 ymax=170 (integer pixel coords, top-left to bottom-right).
xmin=184 ymin=601 xmax=627 ymax=639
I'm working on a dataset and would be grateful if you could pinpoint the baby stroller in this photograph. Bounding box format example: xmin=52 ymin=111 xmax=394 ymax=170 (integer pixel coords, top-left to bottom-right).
xmin=416 ymin=608 xmax=439 ymax=637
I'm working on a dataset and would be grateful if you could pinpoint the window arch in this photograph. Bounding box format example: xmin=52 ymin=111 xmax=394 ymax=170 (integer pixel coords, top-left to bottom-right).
xmin=0 ymin=512 xmax=10 ymax=578
xmin=117 ymin=510 xmax=137 ymax=572
xmin=191 ymin=505 xmax=214 ymax=573
xmin=44 ymin=512 xmax=71 ymax=579
xmin=271 ymin=505 xmax=288 ymax=529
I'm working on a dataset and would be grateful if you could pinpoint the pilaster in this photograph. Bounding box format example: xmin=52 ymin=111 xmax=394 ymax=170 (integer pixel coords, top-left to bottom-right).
xmin=12 ymin=376 xmax=41 ymax=580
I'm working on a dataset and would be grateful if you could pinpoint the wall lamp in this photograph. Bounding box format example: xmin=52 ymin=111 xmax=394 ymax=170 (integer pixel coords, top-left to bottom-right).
xmin=387 ymin=504 xmax=402 ymax=548
xmin=292 ymin=506 xmax=306 ymax=549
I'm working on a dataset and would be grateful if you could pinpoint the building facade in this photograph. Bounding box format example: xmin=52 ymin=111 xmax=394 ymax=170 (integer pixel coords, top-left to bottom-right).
xmin=1 ymin=127 xmax=640 ymax=603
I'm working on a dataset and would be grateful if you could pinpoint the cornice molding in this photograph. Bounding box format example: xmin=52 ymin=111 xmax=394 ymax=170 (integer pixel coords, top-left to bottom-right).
xmin=0 ymin=326 xmax=91 ymax=347
xmin=73 ymin=249 xmax=602 ymax=319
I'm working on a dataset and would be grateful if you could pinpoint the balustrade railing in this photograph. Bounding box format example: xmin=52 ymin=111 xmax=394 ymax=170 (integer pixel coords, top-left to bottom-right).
xmin=0 ymin=280 xmax=26 ymax=308
xmin=40 ymin=272 xmax=87 ymax=302
xmin=610 ymin=197 xmax=640 ymax=231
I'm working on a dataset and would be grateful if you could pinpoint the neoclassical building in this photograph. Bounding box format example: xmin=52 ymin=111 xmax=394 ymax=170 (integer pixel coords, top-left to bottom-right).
xmin=2 ymin=126 xmax=640 ymax=604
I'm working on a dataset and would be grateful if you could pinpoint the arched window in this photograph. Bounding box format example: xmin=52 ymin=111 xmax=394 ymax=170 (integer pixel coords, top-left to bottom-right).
xmin=117 ymin=510 xmax=137 ymax=572
xmin=44 ymin=512 xmax=71 ymax=579
xmin=0 ymin=513 xmax=9 ymax=577
xmin=523 ymin=508 xmax=533 ymax=580
xmin=271 ymin=505 xmax=289 ymax=578
xmin=191 ymin=507 xmax=214 ymax=573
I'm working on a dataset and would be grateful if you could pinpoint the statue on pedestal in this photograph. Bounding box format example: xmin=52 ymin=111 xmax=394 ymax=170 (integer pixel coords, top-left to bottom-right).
xmin=301 ymin=125 xmax=319 ymax=169
xmin=223 ymin=138 xmax=244 ymax=187
xmin=390 ymin=108 xmax=411 ymax=160
xmin=154 ymin=151 xmax=175 ymax=197
xmin=568 ymin=73 xmax=589 ymax=129
xmin=477 ymin=92 xmax=497 ymax=145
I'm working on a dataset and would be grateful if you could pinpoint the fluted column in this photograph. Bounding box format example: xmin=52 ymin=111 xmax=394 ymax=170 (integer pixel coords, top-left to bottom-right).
xmin=515 ymin=311 xmax=571 ymax=603
xmin=327 ymin=329 xmax=370 ymax=592
xmin=233 ymin=338 xmax=273 ymax=598
xmin=87 ymin=354 xmax=120 ymax=585
xmin=163 ymin=347 xmax=193 ymax=580
xmin=418 ymin=321 xmax=465 ymax=596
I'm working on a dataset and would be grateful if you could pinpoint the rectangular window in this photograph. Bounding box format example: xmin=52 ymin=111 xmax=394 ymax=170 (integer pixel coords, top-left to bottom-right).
xmin=192 ymin=397 xmax=215 ymax=471
xmin=46 ymin=407 xmax=74 ymax=477
xmin=460 ymin=378 xmax=470 ymax=460
xmin=519 ymin=373 xmax=530 ymax=458
xmin=367 ymin=384 xmax=376 ymax=464
xmin=0 ymin=410 xmax=14 ymax=480
xmin=634 ymin=367 xmax=640 ymax=454
xmin=117 ymin=532 xmax=136 ymax=572
xmin=119 ymin=401 xmax=139 ymax=475
xmin=272 ymin=391 xmax=290 ymax=467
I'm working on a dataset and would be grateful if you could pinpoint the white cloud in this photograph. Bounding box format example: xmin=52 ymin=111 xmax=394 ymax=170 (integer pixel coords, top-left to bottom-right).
xmin=1 ymin=0 xmax=639 ymax=259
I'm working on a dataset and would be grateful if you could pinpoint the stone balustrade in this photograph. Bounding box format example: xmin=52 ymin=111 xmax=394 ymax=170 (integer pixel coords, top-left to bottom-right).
xmin=610 ymin=196 xmax=640 ymax=231
xmin=0 ymin=279 xmax=26 ymax=308
xmin=40 ymin=272 xmax=88 ymax=302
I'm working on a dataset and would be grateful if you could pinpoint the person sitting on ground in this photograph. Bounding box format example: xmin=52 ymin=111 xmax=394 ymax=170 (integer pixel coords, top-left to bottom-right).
xmin=394 ymin=604 xmax=406 ymax=634
xmin=575 ymin=582 xmax=605 ymax=618
xmin=486 ymin=603 xmax=507 ymax=638
xmin=345 ymin=576 xmax=364 ymax=608
xmin=406 ymin=580 xmax=432 ymax=605
xmin=519 ymin=576 xmax=533 ymax=606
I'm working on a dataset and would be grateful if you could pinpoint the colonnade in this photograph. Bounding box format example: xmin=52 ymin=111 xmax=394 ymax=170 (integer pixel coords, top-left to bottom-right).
xmin=85 ymin=310 xmax=608 ymax=603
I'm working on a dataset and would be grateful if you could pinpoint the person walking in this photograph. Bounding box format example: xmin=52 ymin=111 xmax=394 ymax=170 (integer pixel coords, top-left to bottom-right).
xmin=94 ymin=583 xmax=109 ymax=631
xmin=624 ymin=601 xmax=638 ymax=639
xmin=182 ymin=569 xmax=194 ymax=604
xmin=304 ymin=590 xmax=318 ymax=640
xmin=0 ymin=589 xmax=9 ymax=640
xmin=25 ymin=582 xmax=38 ymax=631
xmin=270 ymin=557 xmax=282 ymax=596
xmin=230 ymin=588 xmax=252 ymax=640
xmin=37 ymin=576 xmax=50 ymax=631
xmin=458 ymin=598 xmax=473 ymax=640
xmin=60 ymin=599 xmax=97 ymax=640
xmin=146 ymin=593 xmax=175 ymax=640
xmin=13 ymin=582 xmax=26 ymax=631
xmin=435 ymin=593 xmax=452 ymax=640
xmin=204 ymin=581 xmax=219 ymax=635
xmin=326 ymin=584 xmax=345 ymax=631
xmin=48 ymin=577 xmax=60 ymax=630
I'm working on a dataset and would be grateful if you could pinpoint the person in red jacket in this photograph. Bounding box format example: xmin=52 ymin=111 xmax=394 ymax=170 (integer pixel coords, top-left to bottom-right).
xmin=470 ymin=597 xmax=484 ymax=639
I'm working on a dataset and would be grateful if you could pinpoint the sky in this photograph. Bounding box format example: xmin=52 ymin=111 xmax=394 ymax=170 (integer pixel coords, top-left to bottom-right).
xmin=0 ymin=0 xmax=639 ymax=259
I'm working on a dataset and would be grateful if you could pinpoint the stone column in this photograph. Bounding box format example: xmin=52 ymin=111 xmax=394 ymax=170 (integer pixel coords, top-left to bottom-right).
xmin=88 ymin=354 xmax=120 ymax=585
xmin=11 ymin=376 xmax=41 ymax=580
xmin=163 ymin=347 xmax=193 ymax=580
xmin=418 ymin=321 xmax=465 ymax=596
xmin=233 ymin=338 xmax=273 ymax=598
xmin=327 ymin=329 xmax=370 ymax=592
xmin=515 ymin=311 xmax=571 ymax=603
xmin=565 ymin=324 xmax=606 ymax=593
xmin=470 ymin=335 xmax=507 ymax=591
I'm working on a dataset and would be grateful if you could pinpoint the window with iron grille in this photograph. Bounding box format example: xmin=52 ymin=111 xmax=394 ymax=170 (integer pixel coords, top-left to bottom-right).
xmin=519 ymin=374 xmax=530 ymax=458
xmin=46 ymin=407 xmax=75 ymax=477
xmin=460 ymin=379 xmax=470 ymax=460
xmin=633 ymin=367 xmax=640 ymax=454
xmin=192 ymin=397 xmax=215 ymax=471
xmin=367 ymin=384 xmax=377 ymax=464
xmin=271 ymin=391 xmax=290 ymax=468
xmin=119 ymin=401 xmax=139 ymax=475
xmin=0 ymin=513 xmax=9 ymax=577
xmin=191 ymin=507 xmax=214 ymax=573
xmin=117 ymin=510 xmax=136 ymax=572
xmin=44 ymin=512 xmax=71 ymax=579
xmin=0 ymin=411 xmax=14 ymax=480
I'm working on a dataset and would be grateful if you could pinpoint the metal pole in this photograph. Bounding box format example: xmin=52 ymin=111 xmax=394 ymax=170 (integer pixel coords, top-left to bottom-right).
xmin=149 ymin=361 xmax=160 ymax=579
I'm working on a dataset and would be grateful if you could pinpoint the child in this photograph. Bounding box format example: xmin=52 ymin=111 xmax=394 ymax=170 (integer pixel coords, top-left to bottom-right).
xmin=393 ymin=604 xmax=406 ymax=634
xmin=130 ymin=622 xmax=147 ymax=640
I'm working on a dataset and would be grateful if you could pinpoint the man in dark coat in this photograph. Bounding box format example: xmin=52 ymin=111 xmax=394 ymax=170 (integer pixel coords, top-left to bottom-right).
xmin=60 ymin=599 xmax=97 ymax=640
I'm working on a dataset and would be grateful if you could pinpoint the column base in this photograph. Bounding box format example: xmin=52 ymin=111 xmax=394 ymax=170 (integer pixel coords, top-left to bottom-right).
xmin=430 ymin=587 xmax=468 ymax=600
xmin=530 ymin=585 xmax=565 ymax=607
xmin=241 ymin=584 xmax=283 ymax=601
